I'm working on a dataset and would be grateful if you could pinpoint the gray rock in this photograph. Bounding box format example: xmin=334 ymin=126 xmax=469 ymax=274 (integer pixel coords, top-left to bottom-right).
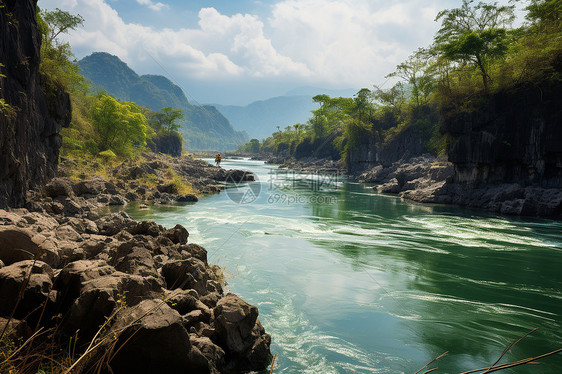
xmin=163 ymin=224 xmax=189 ymax=245
xmin=126 ymin=220 xmax=163 ymax=237
xmin=213 ymin=293 xmax=259 ymax=354
xmin=44 ymin=178 xmax=74 ymax=198
xmin=181 ymin=243 xmax=208 ymax=265
xmin=109 ymin=299 xmax=203 ymax=374
xmin=0 ymin=260 xmax=54 ymax=318
xmin=213 ymin=293 xmax=272 ymax=372
xmin=95 ymin=212 xmax=135 ymax=236
xmin=162 ymin=259 xmax=210 ymax=296
xmin=0 ymin=228 xmax=60 ymax=266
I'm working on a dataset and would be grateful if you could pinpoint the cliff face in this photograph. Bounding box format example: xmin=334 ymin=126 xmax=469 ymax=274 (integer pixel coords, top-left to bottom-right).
xmin=443 ymin=80 xmax=562 ymax=188
xmin=0 ymin=0 xmax=71 ymax=208
xmin=347 ymin=125 xmax=429 ymax=174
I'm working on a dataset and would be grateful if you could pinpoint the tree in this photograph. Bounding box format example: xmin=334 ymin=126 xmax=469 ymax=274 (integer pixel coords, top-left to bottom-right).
xmin=148 ymin=107 xmax=184 ymax=132
xmin=38 ymin=7 xmax=85 ymax=92
xmin=92 ymin=94 xmax=149 ymax=156
xmin=40 ymin=8 xmax=84 ymax=48
xmin=525 ymin=0 xmax=561 ymax=27
xmin=387 ymin=49 xmax=434 ymax=106
xmin=433 ymin=0 xmax=515 ymax=93
xmin=373 ymin=82 xmax=407 ymax=114
xmin=353 ymin=88 xmax=374 ymax=121
xmin=248 ymin=139 xmax=261 ymax=153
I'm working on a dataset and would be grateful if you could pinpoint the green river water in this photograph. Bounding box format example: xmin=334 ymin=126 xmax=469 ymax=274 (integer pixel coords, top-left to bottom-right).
xmin=123 ymin=159 xmax=562 ymax=373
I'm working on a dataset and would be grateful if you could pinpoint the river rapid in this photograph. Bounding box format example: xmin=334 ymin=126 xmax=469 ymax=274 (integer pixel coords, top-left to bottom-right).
xmin=123 ymin=159 xmax=562 ymax=373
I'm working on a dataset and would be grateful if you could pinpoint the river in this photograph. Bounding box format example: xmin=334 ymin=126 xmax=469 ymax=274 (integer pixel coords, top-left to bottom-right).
xmin=123 ymin=158 xmax=562 ymax=373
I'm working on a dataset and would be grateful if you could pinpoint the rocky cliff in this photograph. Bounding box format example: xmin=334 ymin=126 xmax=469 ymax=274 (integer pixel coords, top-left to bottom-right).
xmin=443 ymin=80 xmax=562 ymax=188
xmin=358 ymin=80 xmax=562 ymax=217
xmin=0 ymin=0 xmax=71 ymax=209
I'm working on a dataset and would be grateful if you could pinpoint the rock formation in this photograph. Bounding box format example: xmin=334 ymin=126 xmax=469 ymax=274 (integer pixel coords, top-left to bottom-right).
xmin=0 ymin=0 xmax=71 ymax=209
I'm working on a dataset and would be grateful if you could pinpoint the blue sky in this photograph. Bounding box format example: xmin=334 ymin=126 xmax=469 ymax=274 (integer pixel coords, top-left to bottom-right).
xmin=38 ymin=0 xmax=524 ymax=105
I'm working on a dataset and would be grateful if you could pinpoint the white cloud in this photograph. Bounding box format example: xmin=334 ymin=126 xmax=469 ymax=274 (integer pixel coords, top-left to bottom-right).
xmin=37 ymin=0 xmax=465 ymax=103
xmin=268 ymin=0 xmax=444 ymax=87
xmin=136 ymin=0 xmax=167 ymax=12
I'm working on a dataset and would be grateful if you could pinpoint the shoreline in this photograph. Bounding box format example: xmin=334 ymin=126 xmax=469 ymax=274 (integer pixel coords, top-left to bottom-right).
xmin=0 ymin=153 xmax=272 ymax=373
xmin=247 ymin=153 xmax=562 ymax=218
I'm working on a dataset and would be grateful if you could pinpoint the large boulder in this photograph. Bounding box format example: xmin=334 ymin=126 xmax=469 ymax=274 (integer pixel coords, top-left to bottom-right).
xmin=0 ymin=261 xmax=54 ymax=319
xmin=95 ymin=212 xmax=135 ymax=236
xmin=213 ymin=293 xmax=272 ymax=372
xmin=0 ymin=228 xmax=59 ymax=266
xmin=109 ymin=299 xmax=207 ymax=374
xmin=161 ymin=258 xmax=210 ymax=296
xmin=44 ymin=178 xmax=74 ymax=198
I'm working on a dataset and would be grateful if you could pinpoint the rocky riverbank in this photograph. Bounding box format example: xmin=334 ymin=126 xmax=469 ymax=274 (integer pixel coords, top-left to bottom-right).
xmin=279 ymin=158 xmax=345 ymax=175
xmin=358 ymin=155 xmax=562 ymax=217
xmin=0 ymin=152 xmax=271 ymax=373
xmin=0 ymin=206 xmax=271 ymax=373
xmin=27 ymin=152 xmax=255 ymax=214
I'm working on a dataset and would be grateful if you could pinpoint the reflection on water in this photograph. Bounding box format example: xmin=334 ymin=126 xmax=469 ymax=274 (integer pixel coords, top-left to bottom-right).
xmin=122 ymin=159 xmax=562 ymax=373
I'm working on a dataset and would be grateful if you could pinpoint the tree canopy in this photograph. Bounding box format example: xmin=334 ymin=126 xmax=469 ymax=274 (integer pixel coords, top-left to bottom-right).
xmin=433 ymin=0 xmax=515 ymax=92
xmin=92 ymin=94 xmax=149 ymax=156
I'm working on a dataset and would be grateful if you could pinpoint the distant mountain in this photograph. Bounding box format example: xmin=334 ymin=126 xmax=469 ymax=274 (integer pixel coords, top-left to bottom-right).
xmin=214 ymin=87 xmax=361 ymax=140
xmin=78 ymin=52 xmax=248 ymax=150
xmin=214 ymin=96 xmax=319 ymax=140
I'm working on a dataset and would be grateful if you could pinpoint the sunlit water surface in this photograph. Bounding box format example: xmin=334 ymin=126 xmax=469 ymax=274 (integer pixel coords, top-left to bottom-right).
xmin=123 ymin=159 xmax=562 ymax=373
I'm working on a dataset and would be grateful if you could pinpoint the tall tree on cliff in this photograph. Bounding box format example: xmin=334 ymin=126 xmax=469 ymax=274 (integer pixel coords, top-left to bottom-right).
xmin=38 ymin=7 xmax=85 ymax=92
xmin=433 ymin=0 xmax=515 ymax=93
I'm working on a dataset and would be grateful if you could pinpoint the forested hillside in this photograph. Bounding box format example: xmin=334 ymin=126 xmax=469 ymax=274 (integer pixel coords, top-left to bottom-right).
xmin=240 ymin=0 xmax=562 ymax=180
xmin=78 ymin=52 xmax=248 ymax=150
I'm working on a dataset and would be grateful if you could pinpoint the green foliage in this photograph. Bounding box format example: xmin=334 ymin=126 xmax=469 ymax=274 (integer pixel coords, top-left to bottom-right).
xmin=433 ymin=0 xmax=515 ymax=92
xmin=38 ymin=6 xmax=87 ymax=95
xmin=525 ymin=0 xmax=562 ymax=26
xmin=387 ymin=49 xmax=435 ymax=106
xmin=238 ymin=138 xmax=261 ymax=153
xmin=98 ymin=149 xmax=117 ymax=159
xmin=148 ymin=106 xmax=184 ymax=132
xmin=92 ymin=94 xmax=149 ymax=156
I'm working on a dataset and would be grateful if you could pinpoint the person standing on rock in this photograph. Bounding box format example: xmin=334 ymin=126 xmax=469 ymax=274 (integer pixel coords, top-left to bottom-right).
xmin=215 ymin=153 xmax=222 ymax=167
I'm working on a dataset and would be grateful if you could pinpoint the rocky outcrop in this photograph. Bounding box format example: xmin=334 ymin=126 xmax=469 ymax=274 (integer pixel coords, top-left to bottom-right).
xmin=359 ymin=155 xmax=454 ymax=199
xmin=0 ymin=208 xmax=272 ymax=372
xmin=0 ymin=0 xmax=71 ymax=209
xmin=279 ymin=158 xmax=345 ymax=175
xmin=148 ymin=131 xmax=183 ymax=157
xmin=443 ymin=81 xmax=562 ymax=188
xmin=360 ymin=155 xmax=562 ymax=217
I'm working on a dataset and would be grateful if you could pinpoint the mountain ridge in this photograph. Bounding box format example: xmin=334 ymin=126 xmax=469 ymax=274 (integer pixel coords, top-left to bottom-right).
xmin=78 ymin=52 xmax=248 ymax=150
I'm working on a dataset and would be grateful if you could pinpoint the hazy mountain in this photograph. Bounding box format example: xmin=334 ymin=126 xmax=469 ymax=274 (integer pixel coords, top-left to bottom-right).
xmin=78 ymin=52 xmax=248 ymax=150
xmin=214 ymin=96 xmax=320 ymax=139
xmin=213 ymin=87 xmax=361 ymax=140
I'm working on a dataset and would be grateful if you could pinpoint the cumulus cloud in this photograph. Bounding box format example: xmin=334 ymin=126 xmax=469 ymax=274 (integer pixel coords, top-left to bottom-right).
xmin=37 ymin=0 xmax=463 ymax=103
xmin=268 ymin=0 xmax=445 ymax=87
xmin=136 ymin=0 xmax=167 ymax=12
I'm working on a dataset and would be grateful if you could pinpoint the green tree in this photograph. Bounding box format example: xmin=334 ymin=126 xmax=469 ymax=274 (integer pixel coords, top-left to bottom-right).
xmin=148 ymin=107 xmax=184 ymax=132
xmin=373 ymin=83 xmax=407 ymax=114
xmin=41 ymin=7 xmax=84 ymax=48
xmin=525 ymin=0 xmax=561 ymax=26
xmin=353 ymin=88 xmax=374 ymax=121
xmin=92 ymin=94 xmax=149 ymax=156
xmin=38 ymin=7 xmax=86 ymax=92
xmin=433 ymin=0 xmax=515 ymax=93
xmin=248 ymin=138 xmax=261 ymax=153
xmin=387 ymin=49 xmax=435 ymax=106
